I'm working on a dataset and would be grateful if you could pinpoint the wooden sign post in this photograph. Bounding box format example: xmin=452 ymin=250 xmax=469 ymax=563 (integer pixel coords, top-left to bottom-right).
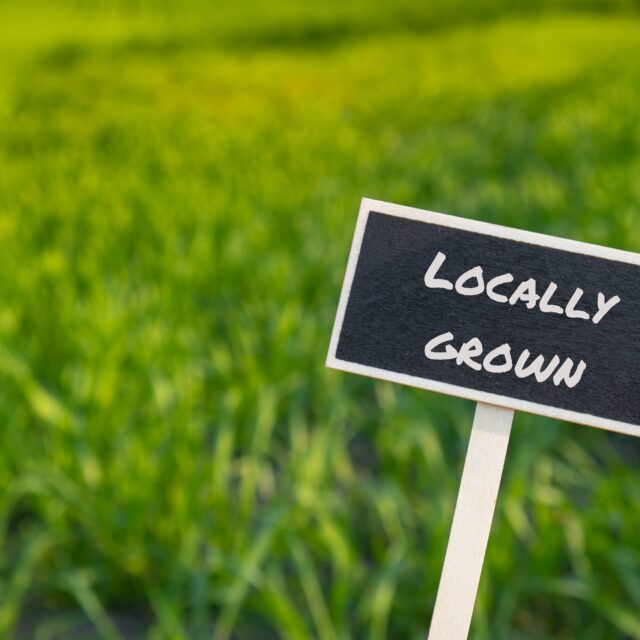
xmin=327 ymin=198 xmax=640 ymax=639
xmin=427 ymin=402 xmax=513 ymax=639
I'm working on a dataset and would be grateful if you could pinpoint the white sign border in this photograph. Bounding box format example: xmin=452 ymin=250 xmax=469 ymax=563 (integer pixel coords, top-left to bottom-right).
xmin=326 ymin=197 xmax=640 ymax=439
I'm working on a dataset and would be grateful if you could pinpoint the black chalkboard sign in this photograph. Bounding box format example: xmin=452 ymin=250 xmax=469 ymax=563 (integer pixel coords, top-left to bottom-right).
xmin=327 ymin=198 xmax=640 ymax=437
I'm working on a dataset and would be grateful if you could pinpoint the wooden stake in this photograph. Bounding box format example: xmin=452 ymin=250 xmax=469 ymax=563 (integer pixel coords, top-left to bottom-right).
xmin=427 ymin=402 xmax=514 ymax=640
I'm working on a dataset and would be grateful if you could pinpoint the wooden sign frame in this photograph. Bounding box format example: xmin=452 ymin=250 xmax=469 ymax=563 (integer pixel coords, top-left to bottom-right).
xmin=326 ymin=198 xmax=640 ymax=639
xmin=327 ymin=197 xmax=640 ymax=438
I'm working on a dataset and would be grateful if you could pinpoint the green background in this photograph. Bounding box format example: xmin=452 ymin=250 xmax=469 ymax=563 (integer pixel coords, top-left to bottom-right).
xmin=1 ymin=1 xmax=639 ymax=638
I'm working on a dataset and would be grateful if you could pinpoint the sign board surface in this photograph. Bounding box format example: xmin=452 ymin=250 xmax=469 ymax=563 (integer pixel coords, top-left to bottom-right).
xmin=327 ymin=199 xmax=640 ymax=437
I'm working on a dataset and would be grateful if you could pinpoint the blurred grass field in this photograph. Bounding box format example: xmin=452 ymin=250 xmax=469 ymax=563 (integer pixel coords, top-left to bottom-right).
xmin=1 ymin=1 xmax=640 ymax=638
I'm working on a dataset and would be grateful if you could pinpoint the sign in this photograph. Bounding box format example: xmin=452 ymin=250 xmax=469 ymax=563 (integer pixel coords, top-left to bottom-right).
xmin=327 ymin=198 xmax=640 ymax=639
xmin=327 ymin=198 xmax=640 ymax=437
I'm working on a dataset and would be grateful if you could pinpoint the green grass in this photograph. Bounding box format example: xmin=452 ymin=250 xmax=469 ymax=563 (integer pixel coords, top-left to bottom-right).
xmin=1 ymin=1 xmax=640 ymax=638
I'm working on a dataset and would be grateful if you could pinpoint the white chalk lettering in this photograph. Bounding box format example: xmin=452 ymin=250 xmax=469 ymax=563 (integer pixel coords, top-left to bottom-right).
xmin=593 ymin=292 xmax=621 ymax=325
xmin=423 ymin=253 xmax=621 ymax=324
xmin=456 ymin=336 xmax=483 ymax=371
xmin=552 ymin=358 xmax=587 ymax=388
xmin=455 ymin=266 xmax=484 ymax=296
xmin=486 ymin=273 xmax=514 ymax=303
xmin=483 ymin=343 xmax=512 ymax=373
xmin=424 ymin=252 xmax=453 ymax=290
xmin=424 ymin=331 xmax=457 ymax=360
xmin=424 ymin=332 xmax=588 ymax=389
xmin=539 ymin=282 xmax=563 ymax=315
xmin=509 ymin=278 xmax=540 ymax=310
xmin=565 ymin=288 xmax=590 ymax=320
xmin=514 ymin=350 xmax=560 ymax=382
